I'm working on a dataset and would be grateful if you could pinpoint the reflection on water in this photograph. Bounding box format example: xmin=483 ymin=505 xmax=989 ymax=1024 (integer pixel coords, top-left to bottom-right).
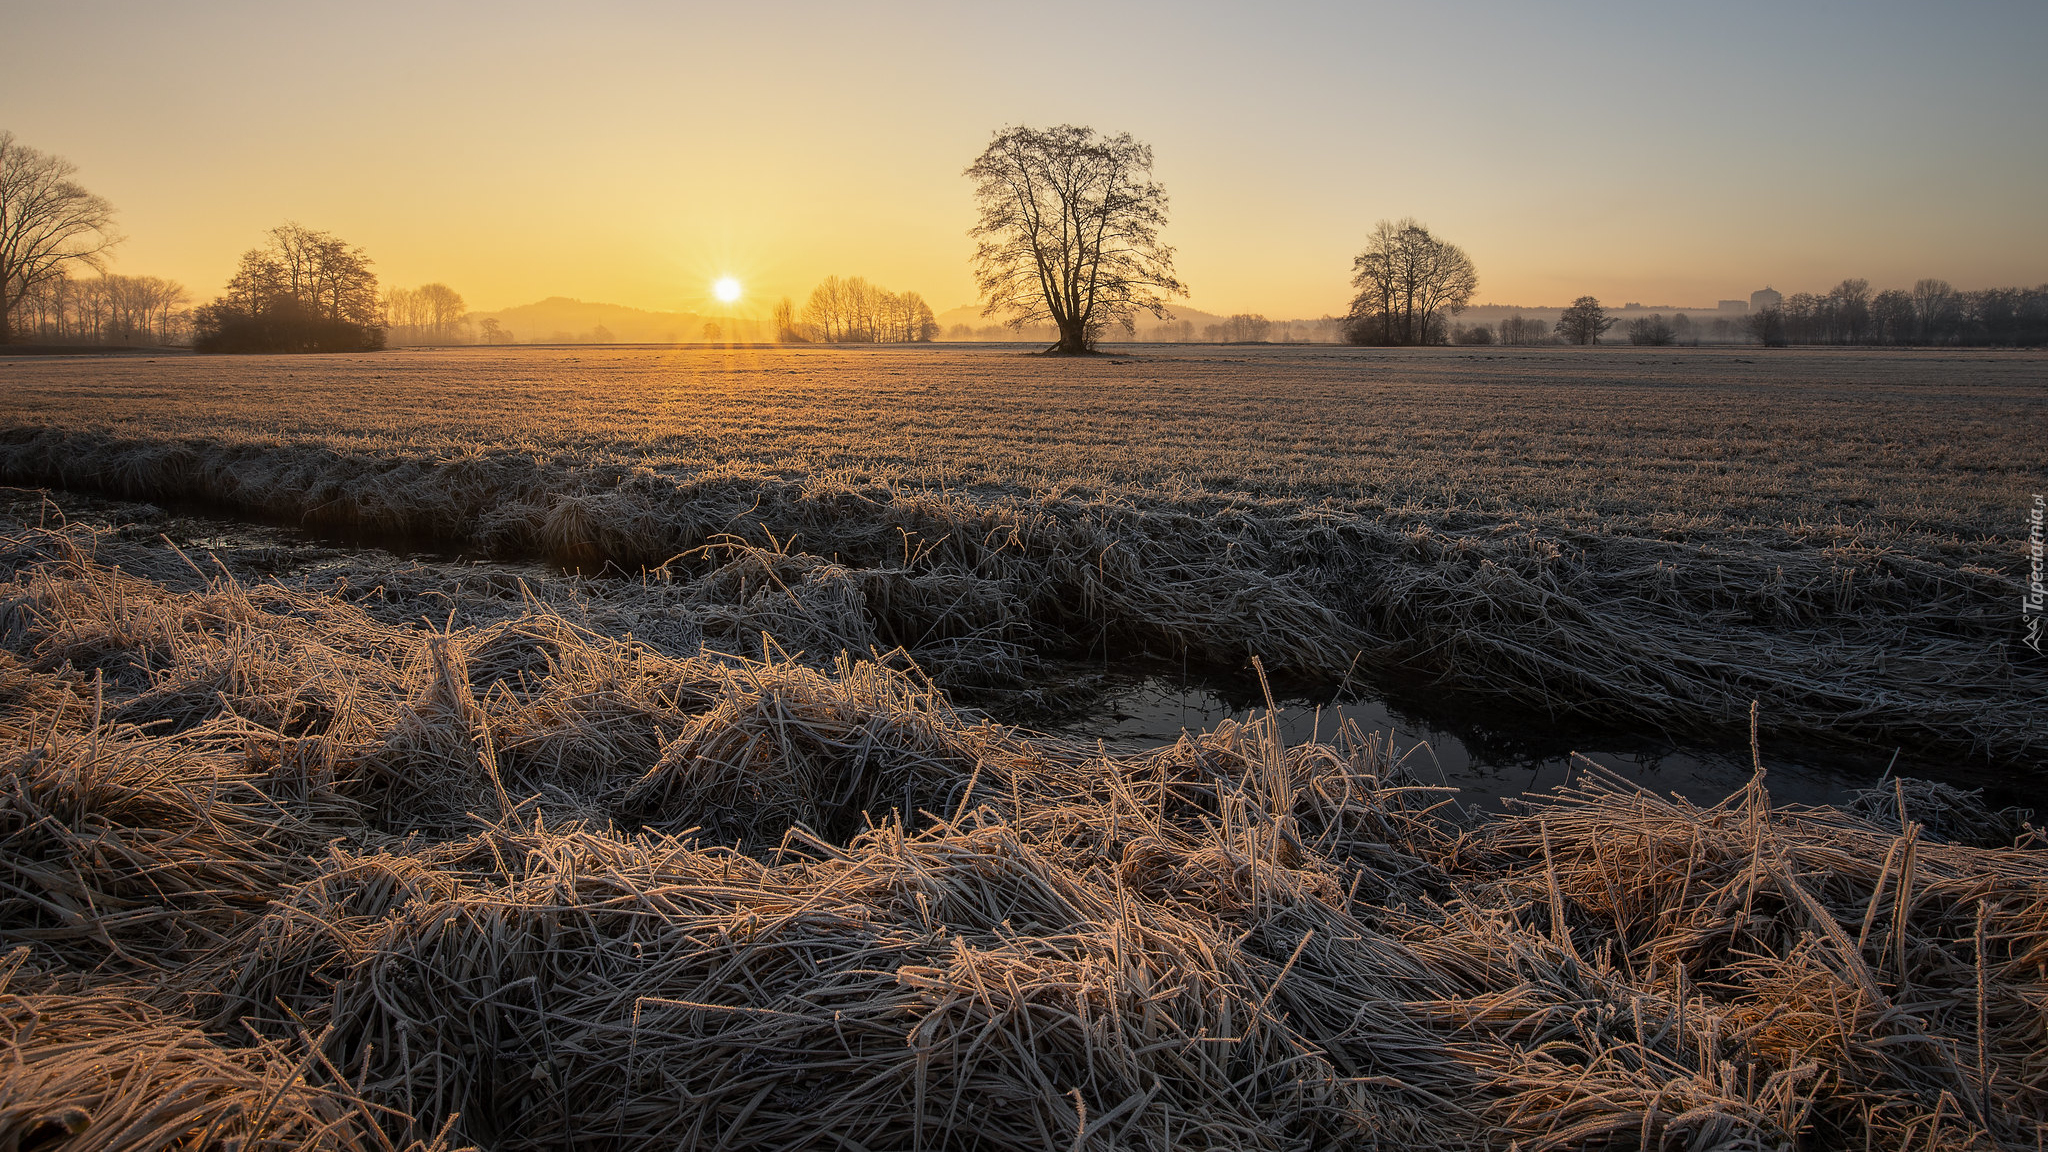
xmin=1043 ymin=671 xmax=1882 ymax=812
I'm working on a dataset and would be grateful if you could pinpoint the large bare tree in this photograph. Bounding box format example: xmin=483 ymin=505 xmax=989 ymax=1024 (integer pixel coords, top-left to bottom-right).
xmin=966 ymin=125 xmax=1185 ymax=354
xmin=1343 ymin=219 xmax=1477 ymax=345
xmin=0 ymin=132 xmax=121 ymax=344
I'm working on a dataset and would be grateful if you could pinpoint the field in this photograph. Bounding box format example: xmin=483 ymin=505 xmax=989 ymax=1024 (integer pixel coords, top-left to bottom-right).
xmin=0 ymin=343 xmax=2044 ymax=1149
xmin=3 ymin=344 xmax=2041 ymax=761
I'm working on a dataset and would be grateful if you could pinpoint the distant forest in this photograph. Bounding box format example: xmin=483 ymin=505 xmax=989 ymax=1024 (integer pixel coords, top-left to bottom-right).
xmin=12 ymin=273 xmax=191 ymax=345
xmin=1417 ymin=278 xmax=2048 ymax=348
xmin=1742 ymin=279 xmax=2048 ymax=348
xmin=13 ymin=266 xmax=2044 ymax=350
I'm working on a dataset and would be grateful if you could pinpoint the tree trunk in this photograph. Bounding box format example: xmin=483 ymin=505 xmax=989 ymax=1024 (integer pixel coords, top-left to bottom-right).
xmin=1052 ymin=316 xmax=1090 ymax=354
xmin=0 ymin=287 xmax=11 ymax=345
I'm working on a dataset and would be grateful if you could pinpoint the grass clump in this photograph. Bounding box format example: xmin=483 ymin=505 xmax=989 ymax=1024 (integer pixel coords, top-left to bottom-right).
xmin=0 ymin=515 xmax=2041 ymax=1149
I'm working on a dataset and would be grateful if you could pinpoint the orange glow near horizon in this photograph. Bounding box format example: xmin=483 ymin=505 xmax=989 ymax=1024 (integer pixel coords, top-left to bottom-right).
xmin=3 ymin=4 xmax=2040 ymax=320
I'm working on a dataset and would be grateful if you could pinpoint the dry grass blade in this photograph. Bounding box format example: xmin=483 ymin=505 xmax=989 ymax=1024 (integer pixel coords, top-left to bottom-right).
xmin=0 ymin=509 xmax=2040 ymax=1150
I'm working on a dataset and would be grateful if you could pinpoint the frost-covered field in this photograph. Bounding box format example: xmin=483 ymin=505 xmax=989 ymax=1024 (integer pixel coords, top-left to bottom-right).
xmin=2 ymin=344 xmax=2045 ymax=1149
xmin=4 ymin=343 xmax=2039 ymax=558
xmin=3 ymin=343 xmax=2040 ymax=761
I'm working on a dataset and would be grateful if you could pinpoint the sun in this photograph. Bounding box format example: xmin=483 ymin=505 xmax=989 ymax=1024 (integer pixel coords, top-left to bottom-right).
xmin=713 ymin=277 xmax=742 ymax=303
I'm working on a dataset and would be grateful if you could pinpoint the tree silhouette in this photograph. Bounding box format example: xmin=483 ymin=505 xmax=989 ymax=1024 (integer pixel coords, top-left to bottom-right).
xmin=1745 ymin=306 xmax=1787 ymax=347
xmin=1343 ymin=219 xmax=1477 ymax=345
xmin=966 ymin=125 xmax=1185 ymax=354
xmin=1555 ymin=296 xmax=1615 ymax=345
xmin=193 ymin=223 xmax=383 ymax=352
xmin=1625 ymin=315 xmax=1676 ymax=345
xmin=0 ymin=131 xmax=120 ymax=344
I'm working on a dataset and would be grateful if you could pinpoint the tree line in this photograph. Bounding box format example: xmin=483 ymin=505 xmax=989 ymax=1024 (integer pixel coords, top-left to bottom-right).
xmin=1444 ymin=283 xmax=2048 ymax=349
xmin=9 ymin=124 xmax=2044 ymax=354
xmin=774 ymin=276 xmax=938 ymax=343
xmin=382 ymin=282 xmax=468 ymax=345
xmin=1 ymin=129 xmax=464 ymax=352
xmin=1746 ymin=278 xmax=2048 ymax=347
xmin=11 ymin=272 xmax=191 ymax=345
xmin=1459 ymin=301 xmax=1770 ymax=347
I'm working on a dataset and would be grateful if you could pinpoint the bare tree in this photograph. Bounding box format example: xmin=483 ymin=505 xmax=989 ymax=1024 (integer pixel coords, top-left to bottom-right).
xmin=881 ymin=289 xmax=937 ymax=342
xmin=1407 ymin=230 xmax=1478 ymax=344
xmin=1555 ymin=296 xmax=1615 ymax=345
xmin=1827 ymin=278 xmax=1871 ymax=344
xmin=1745 ymin=306 xmax=1786 ymax=347
xmin=1912 ymin=278 xmax=1957 ymax=345
xmin=383 ymin=286 xmax=421 ymax=337
xmin=0 ymin=132 xmax=121 ymax=344
xmin=1205 ymin=314 xmax=1272 ymax=342
xmin=221 ymin=224 xmax=379 ymax=327
xmin=1343 ymin=219 xmax=1477 ymax=345
xmin=795 ymin=277 xmax=935 ymax=343
xmin=383 ymin=283 xmax=468 ymax=344
xmin=416 ymin=283 xmax=465 ymax=341
xmin=14 ymin=271 xmax=188 ymax=344
xmin=801 ymin=276 xmax=862 ymax=342
xmin=1625 ymin=314 xmax=1676 ymax=345
xmin=773 ymin=297 xmax=804 ymax=342
xmin=967 ymin=125 xmax=1185 ymax=354
xmin=1498 ymin=314 xmax=1550 ymax=345
xmin=1871 ymin=289 xmax=1914 ymax=344
xmin=195 ymin=223 xmax=382 ymax=352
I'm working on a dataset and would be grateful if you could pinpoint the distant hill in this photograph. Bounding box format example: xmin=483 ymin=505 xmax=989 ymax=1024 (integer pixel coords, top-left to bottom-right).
xmin=470 ymin=297 xmax=765 ymax=343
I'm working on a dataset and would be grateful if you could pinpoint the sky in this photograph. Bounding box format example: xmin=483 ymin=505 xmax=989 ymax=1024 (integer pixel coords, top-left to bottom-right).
xmin=4 ymin=0 xmax=2044 ymax=319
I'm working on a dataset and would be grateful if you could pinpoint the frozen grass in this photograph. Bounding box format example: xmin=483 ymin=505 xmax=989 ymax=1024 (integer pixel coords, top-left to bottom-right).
xmin=0 ymin=345 xmax=2038 ymax=555
xmin=1 ymin=345 xmax=2042 ymax=762
xmin=0 ymin=518 xmax=2043 ymax=1150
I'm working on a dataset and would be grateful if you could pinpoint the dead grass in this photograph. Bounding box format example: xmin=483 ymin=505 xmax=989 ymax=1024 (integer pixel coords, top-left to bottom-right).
xmin=0 ymin=517 xmax=2042 ymax=1150
xmin=3 ymin=345 xmax=2041 ymax=766
xmin=0 ymin=346 xmax=2037 ymax=557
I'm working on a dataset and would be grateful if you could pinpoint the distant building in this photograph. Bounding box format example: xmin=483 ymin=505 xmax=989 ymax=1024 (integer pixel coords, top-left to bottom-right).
xmin=1718 ymin=299 xmax=1748 ymax=313
xmin=1750 ymin=287 xmax=1783 ymax=312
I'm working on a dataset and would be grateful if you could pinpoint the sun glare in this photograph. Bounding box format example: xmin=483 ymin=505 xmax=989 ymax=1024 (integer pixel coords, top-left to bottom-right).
xmin=713 ymin=277 xmax=742 ymax=303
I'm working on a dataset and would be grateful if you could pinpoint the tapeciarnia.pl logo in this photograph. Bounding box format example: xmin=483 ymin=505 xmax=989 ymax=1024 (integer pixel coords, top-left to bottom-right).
xmin=2027 ymin=493 xmax=2045 ymax=654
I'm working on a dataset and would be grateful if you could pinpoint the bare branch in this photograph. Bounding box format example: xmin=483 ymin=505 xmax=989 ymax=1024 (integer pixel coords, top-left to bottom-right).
xmin=965 ymin=125 xmax=1186 ymax=353
xmin=0 ymin=131 xmax=122 ymax=344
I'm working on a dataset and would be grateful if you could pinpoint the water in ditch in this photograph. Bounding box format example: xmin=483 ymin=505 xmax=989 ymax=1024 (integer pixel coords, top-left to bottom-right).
xmin=8 ymin=486 xmax=2033 ymax=818
xmin=1024 ymin=664 xmax=1908 ymax=813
